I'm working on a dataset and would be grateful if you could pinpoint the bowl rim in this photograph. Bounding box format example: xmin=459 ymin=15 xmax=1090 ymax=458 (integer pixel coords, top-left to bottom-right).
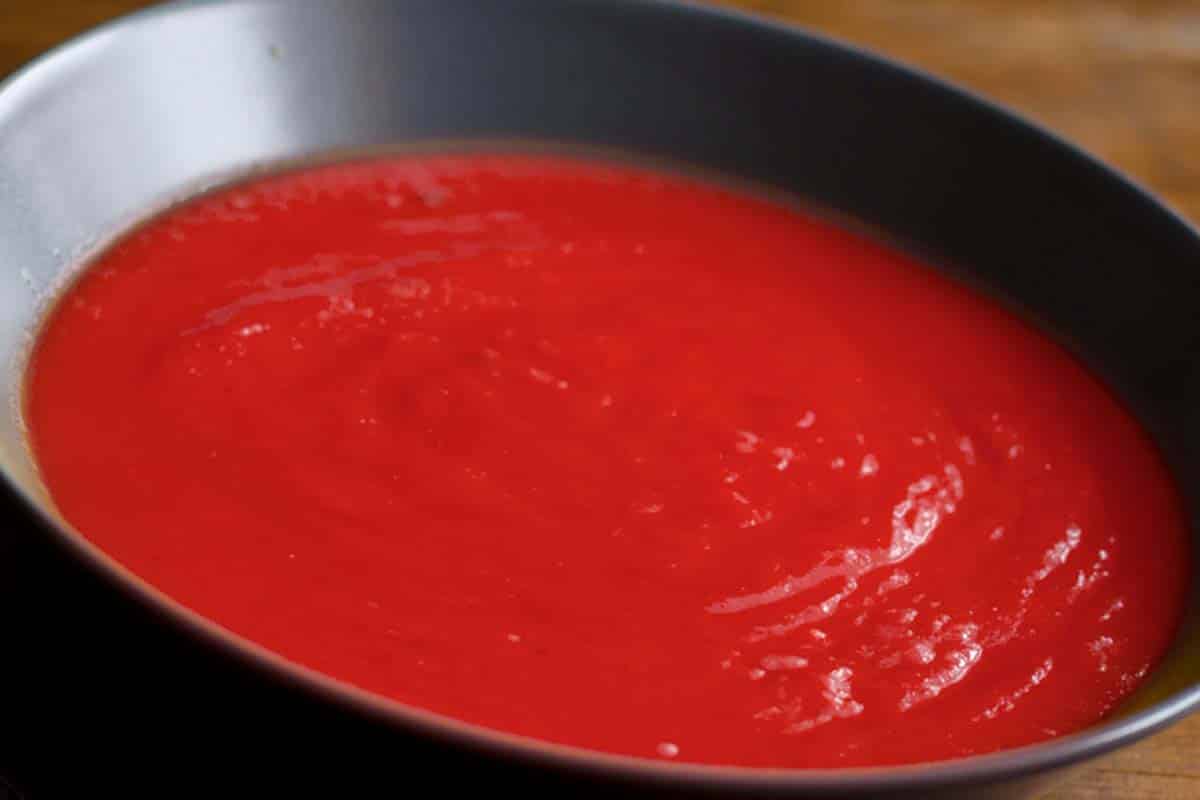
xmin=2 ymin=0 xmax=1198 ymax=792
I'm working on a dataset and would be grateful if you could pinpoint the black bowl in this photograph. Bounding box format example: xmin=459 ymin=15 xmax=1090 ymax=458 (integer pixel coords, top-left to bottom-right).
xmin=0 ymin=1 xmax=1196 ymax=796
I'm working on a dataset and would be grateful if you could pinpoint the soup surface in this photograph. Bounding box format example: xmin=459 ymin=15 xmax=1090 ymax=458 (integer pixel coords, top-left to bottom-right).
xmin=26 ymin=154 xmax=1190 ymax=767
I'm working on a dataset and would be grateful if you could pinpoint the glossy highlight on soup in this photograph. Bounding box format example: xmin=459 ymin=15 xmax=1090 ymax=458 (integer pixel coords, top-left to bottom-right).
xmin=25 ymin=153 xmax=1191 ymax=768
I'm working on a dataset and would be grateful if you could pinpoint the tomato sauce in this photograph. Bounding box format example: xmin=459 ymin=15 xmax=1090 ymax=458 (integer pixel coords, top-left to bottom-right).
xmin=25 ymin=154 xmax=1191 ymax=767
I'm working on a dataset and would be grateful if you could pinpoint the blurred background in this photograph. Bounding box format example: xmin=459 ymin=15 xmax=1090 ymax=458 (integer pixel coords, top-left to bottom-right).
xmin=2 ymin=1 xmax=1197 ymax=798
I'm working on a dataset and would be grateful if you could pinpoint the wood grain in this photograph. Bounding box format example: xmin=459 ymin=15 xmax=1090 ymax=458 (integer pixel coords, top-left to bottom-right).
xmin=2 ymin=1 xmax=1197 ymax=798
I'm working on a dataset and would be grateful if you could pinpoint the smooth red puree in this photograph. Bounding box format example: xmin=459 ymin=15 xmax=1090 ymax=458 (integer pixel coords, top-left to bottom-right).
xmin=26 ymin=154 xmax=1190 ymax=767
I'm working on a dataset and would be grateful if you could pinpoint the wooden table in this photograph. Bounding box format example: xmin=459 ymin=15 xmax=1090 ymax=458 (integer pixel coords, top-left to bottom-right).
xmin=3 ymin=1 xmax=1197 ymax=797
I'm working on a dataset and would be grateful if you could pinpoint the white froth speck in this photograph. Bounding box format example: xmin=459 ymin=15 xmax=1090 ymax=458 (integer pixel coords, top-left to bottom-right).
xmin=735 ymin=430 xmax=760 ymax=453
xmin=761 ymin=654 xmax=809 ymax=671
xmin=859 ymin=453 xmax=879 ymax=477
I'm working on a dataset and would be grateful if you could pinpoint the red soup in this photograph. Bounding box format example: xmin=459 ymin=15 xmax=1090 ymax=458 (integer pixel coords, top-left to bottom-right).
xmin=26 ymin=154 xmax=1190 ymax=768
